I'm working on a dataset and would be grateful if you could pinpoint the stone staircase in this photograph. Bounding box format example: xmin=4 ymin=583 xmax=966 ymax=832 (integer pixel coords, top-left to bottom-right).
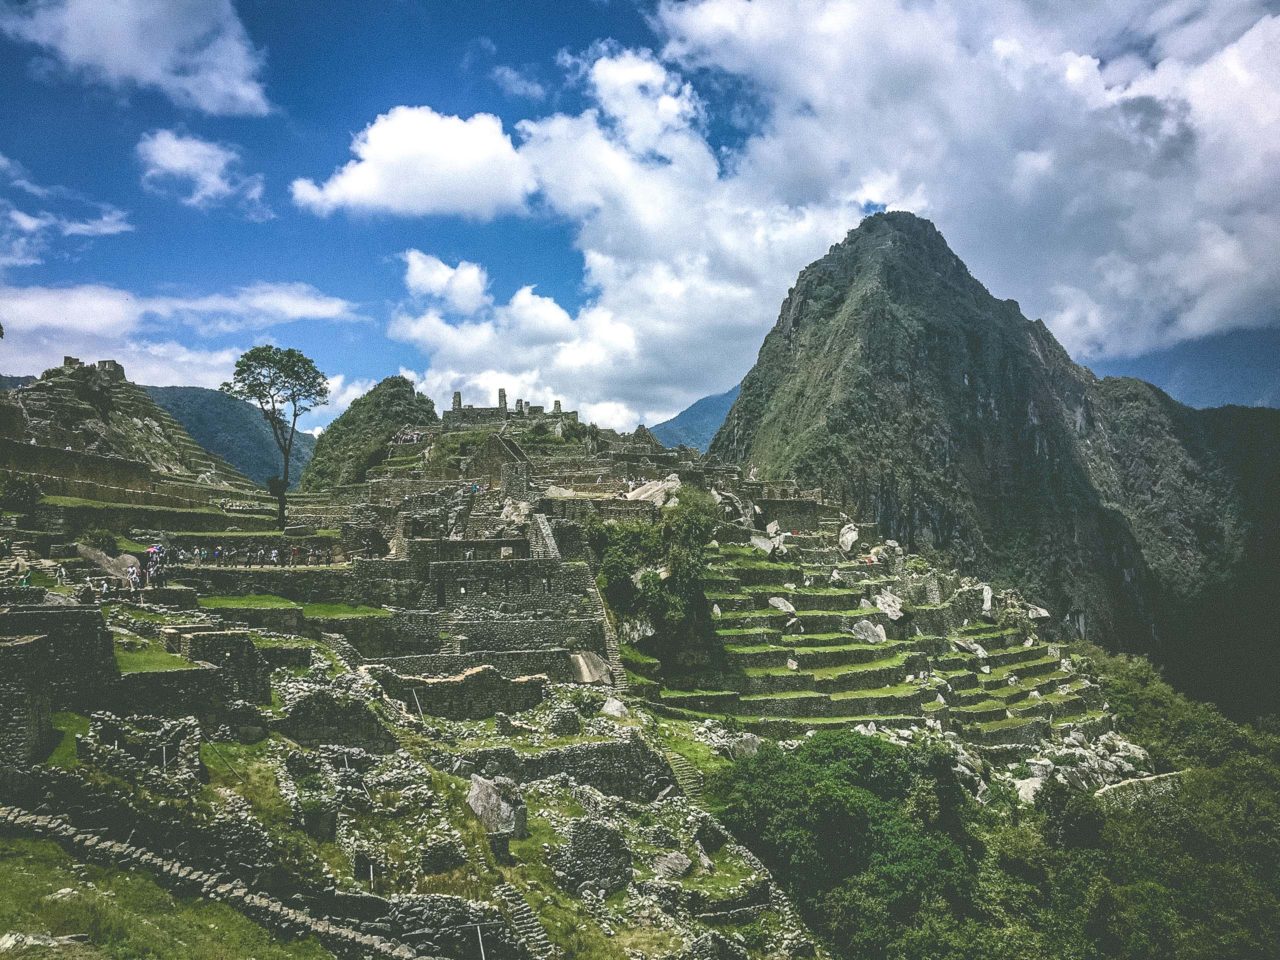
xmin=494 ymin=881 xmax=556 ymax=959
xmin=665 ymin=750 xmax=705 ymax=802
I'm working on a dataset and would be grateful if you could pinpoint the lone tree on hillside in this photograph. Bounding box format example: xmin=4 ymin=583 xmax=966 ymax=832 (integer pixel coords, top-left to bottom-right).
xmin=221 ymin=345 xmax=328 ymax=527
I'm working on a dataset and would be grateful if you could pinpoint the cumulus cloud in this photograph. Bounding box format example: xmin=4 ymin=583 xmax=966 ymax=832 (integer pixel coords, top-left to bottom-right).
xmin=318 ymin=3 xmax=1280 ymax=424
xmin=137 ymin=129 xmax=271 ymax=219
xmin=291 ymin=106 xmax=536 ymax=219
xmin=402 ymin=251 xmax=491 ymax=315
xmin=0 ymin=279 xmax=356 ymax=384
xmin=0 ymin=0 xmax=269 ymax=116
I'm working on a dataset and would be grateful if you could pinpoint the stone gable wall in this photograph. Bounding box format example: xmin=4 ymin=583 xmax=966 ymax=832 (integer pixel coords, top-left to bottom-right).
xmin=0 ymin=635 xmax=53 ymax=766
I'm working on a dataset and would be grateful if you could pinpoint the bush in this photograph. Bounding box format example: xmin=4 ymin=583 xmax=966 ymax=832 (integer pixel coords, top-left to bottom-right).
xmin=79 ymin=528 xmax=119 ymax=557
xmin=0 ymin=471 xmax=41 ymax=512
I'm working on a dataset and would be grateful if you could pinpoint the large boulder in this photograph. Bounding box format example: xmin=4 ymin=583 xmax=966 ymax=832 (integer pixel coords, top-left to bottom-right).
xmin=467 ymin=775 xmax=528 ymax=838
xmin=838 ymin=522 xmax=860 ymax=553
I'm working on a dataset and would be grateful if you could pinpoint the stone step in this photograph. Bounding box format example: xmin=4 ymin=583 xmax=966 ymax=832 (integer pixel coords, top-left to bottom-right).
xmin=664 ymin=750 xmax=705 ymax=802
xmin=494 ymin=882 xmax=555 ymax=959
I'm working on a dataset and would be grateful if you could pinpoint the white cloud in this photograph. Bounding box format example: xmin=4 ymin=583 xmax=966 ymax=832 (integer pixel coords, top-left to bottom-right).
xmin=323 ymin=373 xmax=377 ymax=418
xmin=0 ymin=0 xmax=269 ymax=116
xmin=402 ymin=251 xmax=491 ymax=315
xmin=492 ymin=65 xmax=546 ymax=100
xmin=0 ymin=279 xmax=357 ymax=384
xmin=291 ymin=106 xmax=536 ymax=219
xmin=137 ymin=129 xmax=271 ymax=219
xmin=304 ymin=3 xmax=1280 ymax=426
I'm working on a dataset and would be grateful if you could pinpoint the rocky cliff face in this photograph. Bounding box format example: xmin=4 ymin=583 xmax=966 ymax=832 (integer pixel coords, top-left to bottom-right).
xmin=712 ymin=212 xmax=1280 ymax=716
xmin=299 ymin=375 xmax=437 ymax=491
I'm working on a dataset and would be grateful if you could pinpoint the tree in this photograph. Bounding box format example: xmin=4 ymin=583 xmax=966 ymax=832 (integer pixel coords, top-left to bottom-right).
xmin=221 ymin=346 xmax=328 ymax=527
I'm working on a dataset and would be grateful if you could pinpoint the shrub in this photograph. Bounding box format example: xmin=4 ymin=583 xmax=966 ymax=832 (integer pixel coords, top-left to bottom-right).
xmin=79 ymin=528 xmax=120 ymax=557
xmin=0 ymin=471 xmax=41 ymax=512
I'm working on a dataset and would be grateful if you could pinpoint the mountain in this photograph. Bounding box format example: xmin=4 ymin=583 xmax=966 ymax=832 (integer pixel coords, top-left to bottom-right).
xmin=299 ymin=375 xmax=437 ymax=490
xmin=651 ymin=384 xmax=740 ymax=451
xmin=712 ymin=211 xmax=1280 ymax=718
xmin=0 ymin=374 xmax=36 ymax=391
xmin=145 ymin=385 xmax=316 ymax=490
xmin=0 ymin=357 xmax=253 ymax=488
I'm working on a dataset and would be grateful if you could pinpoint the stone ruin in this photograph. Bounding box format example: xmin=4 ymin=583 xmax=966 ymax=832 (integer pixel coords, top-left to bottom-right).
xmin=0 ymin=357 xmax=1151 ymax=958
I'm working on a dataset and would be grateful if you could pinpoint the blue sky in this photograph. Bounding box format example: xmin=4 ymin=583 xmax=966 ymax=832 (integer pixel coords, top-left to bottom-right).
xmin=1 ymin=0 xmax=1277 ymax=430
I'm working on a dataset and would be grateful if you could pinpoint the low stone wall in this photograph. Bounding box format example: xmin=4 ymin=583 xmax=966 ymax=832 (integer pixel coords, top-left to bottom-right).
xmin=213 ymin=604 xmax=306 ymax=634
xmin=452 ymin=618 xmax=604 ymax=654
xmin=312 ymin=611 xmax=440 ymax=658
xmin=0 ymin=636 xmax=53 ymax=766
xmin=379 ymin=665 xmax=546 ymax=720
xmin=272 ymin=690 xmax=397 ymax=753
xmin=112 ymin=665 xmax=222 ymax=715
xmin=179 ymin=631 xmax=272 ymax=704
xmin=466 ymin=732 xmax=673 ymax=802
xmin=0 ymin=606 xmax=117 ymax=709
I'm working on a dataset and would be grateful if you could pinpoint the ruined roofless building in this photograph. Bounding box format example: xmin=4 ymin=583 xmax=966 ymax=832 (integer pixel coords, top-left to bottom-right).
xmin=442 ymin=388 xmax=578 ymax=432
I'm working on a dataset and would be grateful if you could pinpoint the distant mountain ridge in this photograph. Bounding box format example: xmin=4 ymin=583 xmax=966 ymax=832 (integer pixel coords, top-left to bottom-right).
xmin=712 ymin=211 xmax=1280 ymax=717
xmin=651 ymin=384 xmax=740 ymax=451
xmin=144 ymin=385 xmax=316 ymax=490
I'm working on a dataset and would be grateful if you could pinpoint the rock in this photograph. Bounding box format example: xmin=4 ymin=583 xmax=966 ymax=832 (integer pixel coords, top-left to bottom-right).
xmin=466 ymin=775 xmax=528 ymax=838
xmin=724 ymin=733 xmax=762 ymax=759
xmin=850 ymin=619 xmax=886 ymax=644
xmin=873 ymin=590 xmax=904 ymax=620
xmin=569 ymin=651 xmax=611 ymax=685
xmin=1015 ymin=777 xmax=1044 ymax=803
xmin=766 ymin=521 xmax=781 ymax=536
xmin=600 ymin=696 xmax=630 ymax=719
xmin=653 ymin=851 xmax=693 ymax=879
xmin=1027 ymin=604 xmax=1051 ymax=620
xmin=786 ymin=658 xmax=799 ymax=671
xmin=768 ymin=596 xmax=796 ymax=614
xmin=838 ymin=522 xmax=860 ymax=552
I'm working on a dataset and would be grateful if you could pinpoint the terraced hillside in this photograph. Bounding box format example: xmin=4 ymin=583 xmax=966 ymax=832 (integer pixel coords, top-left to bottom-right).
xmin=641 ymin=519 xmax=1105 ymax=750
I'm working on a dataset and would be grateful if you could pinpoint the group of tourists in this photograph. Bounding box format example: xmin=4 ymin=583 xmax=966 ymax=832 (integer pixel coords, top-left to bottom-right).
xmin=184 ymin=543 xmax=336 ymax=567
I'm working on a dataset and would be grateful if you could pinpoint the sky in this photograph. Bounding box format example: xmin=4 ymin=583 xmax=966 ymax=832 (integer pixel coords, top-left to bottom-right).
xmin=0 ymin=0 xmax=1277 ymax=433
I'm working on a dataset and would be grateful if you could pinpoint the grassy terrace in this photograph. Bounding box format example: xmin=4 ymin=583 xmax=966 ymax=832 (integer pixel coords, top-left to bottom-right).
xmin=199 ymin=593 xmax=391 ymax=619
xmin=114 ymin=644 xmax=192 ymax=673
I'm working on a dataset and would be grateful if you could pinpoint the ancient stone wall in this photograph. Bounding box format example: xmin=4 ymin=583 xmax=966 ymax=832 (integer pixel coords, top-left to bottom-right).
xmin=452 ymin=618 xmax=604 ymax=654
xmin=0 ymin=635 xmax=53 ymax=766
xmin=112 ymin=665 xmax=223 ymax=716
xmin=179 ymin=631 xmax=272 ymax=704
xmin=0 ymin=607 xmax=117 ymax=709
xmin=466 ymin=732 xmax=673 ymax=802
xmin=377 ymin=665 xmax=546 ymax=720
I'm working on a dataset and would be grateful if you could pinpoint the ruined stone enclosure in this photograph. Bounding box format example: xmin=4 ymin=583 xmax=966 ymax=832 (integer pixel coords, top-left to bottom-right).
xmin=0 ymin=366 xmax=1141 ymax=959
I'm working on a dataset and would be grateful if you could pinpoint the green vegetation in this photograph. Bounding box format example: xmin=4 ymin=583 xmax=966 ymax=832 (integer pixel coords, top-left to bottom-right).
xmin=146 ymin=384 xmax=317 ymax=489
xmin=114 ymin=645 xmax=192 ymax=673
xmin=585 ymin=487 xmax=720 ymax=673
xmin=199 ymin=593 xmax=299 ymax=610
xmin=78 ymin=527 xmax=120 ymax=557
xmin=302 ymin=602 xmax=391 ymax=619
xmin=0 ymin=470 xmax=41 ymax=511
xmin=299 ymin=375 xmax=436 ymax=490
xmin=0 ymin=836 xmax=333 ymax=960
xmin=46 ymin=712 xmax=89 ymax=768
xmin=708 ymin=653 xmax=1280 ymax=960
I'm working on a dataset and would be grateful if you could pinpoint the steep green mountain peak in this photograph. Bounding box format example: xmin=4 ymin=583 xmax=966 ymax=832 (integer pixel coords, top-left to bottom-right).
xmin=299 ymin=375 xmax=437 ymax=490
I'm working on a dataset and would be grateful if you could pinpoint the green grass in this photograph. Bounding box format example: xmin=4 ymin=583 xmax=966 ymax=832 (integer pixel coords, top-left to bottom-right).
xmin=198 ymin=593 xmax=300 ymax=610
xmin=301 ymin=602 xmax=390 ymax=619
xmin=0 ymin=836 xmax=334 ymax=960
xmin=46 ymin=712 xmax=89 ymax=768
xmin=114 ymin=645 xmax=192 ymax=674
